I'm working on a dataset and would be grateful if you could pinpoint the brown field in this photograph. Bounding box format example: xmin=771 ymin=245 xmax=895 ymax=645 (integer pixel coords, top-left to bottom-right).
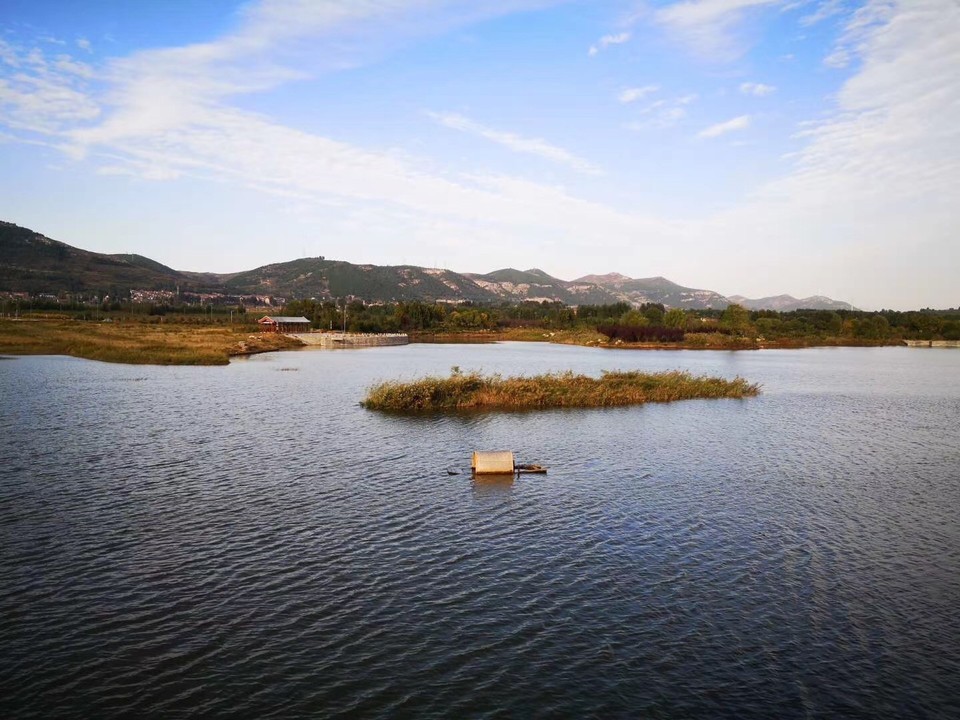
xmin=0 ymin=318 xmax=303 ymax=365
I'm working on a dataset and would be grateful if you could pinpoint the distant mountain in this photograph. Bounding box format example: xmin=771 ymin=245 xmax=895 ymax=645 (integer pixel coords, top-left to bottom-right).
xmin=728 ymin=294 xmax=857 ymax=312
xmin=575 ymin=273 xmax=731 ymax=309
xmin=466 ymin=268 xmax=622 ymax=305
xmin=575 ymin=272 xmax=632 ymax=285
xmin=0 ymin=221 xmax=198 ymax=294
xmin=2 ymin=220 xmax=851 ymax=310
xmin=222 ymin=257 xmax=497 ymax=303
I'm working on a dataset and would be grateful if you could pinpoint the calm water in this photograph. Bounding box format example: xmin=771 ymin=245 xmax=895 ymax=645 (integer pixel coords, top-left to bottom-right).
xmin=1 ymin=344 xmax=958 ymax=719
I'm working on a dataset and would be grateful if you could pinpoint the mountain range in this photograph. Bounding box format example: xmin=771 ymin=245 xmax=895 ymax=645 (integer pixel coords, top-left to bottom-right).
xmin=0 ymin=221 xmax=856 ymax=311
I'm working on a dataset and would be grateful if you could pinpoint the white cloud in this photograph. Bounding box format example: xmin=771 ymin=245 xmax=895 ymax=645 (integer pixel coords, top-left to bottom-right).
xmin=697 ymin=114 xmax=751 ymax=138
xmin=654 ymin=0 xmax=781 ymax=59
xmin=740 ymin=81 xmax=776 ymax=95
xmin=0 ymin=43 xmax=100 ymax=134
xmin=656 ymin=0 xmax=783 ymax=29
xmin=53 ymin=55 xmax=94 ymax=78
xmin=627 ymin=107 xmax=688 ymax=131
xmin=588 ymin=31 xmax=631 ymax=56
xmin=76 ymin=38 xmax=92 ymax=53
xmin=3 ymin=0 xmax=957 ymax=308
xmin=0 ymin=40 xmax=20 ymax=68
xmin=625 ymin=93 xmax=698 ymax=131
xmin=618 ymin=84 xmax=659 ymax=103
xmin=800 ymin=0 xmax=849 ymax=26
xmin=1 ymin=0 xmax=679 ymax=266
xmin=820 ymin=0 xmax=894 ymax=68
xmin=427 ymin=111 xmax=602 ymax=175
xmin=692 ymin=0 xmax=960 ymax=308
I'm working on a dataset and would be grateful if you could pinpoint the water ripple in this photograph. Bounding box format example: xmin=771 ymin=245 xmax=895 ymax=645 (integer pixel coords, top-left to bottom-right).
xmin=1 ymin=347 xmax=959 ymax=718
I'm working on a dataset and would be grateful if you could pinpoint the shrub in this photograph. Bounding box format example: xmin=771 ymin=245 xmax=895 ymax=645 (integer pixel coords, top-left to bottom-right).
xmin=596 ymin=324 xmax=685 ymax=343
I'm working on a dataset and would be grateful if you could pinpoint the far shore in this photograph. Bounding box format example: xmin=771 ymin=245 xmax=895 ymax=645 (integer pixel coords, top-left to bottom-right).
xmin=0 ymin=317 xmax=914 ymax=366
xmin=410 ymin=327 xmax=901 ymax=351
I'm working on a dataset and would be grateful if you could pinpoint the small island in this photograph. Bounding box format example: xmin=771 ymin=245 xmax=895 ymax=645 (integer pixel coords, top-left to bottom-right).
xmin=362 ymin=369 xmax=760 ymax=412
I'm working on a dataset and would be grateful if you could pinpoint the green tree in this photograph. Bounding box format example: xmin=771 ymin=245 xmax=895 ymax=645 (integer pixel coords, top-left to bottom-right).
xmin=619 ymin=309 xmax=649 ymax=327
xmin=641 ymin=303 xmax=665 ymax=325
xmin=663 ymin=308 xmax=686 ymax=328
xmin=755 ymin=317 xmax=782 ymax=337
xmin=720 ymin=304 xmax=752 ymax=336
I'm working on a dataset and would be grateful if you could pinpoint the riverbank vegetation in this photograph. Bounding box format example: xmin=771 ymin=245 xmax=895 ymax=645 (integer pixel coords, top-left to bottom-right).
xmin=3 ymin=295 xmax=959 ymax=365
xmin=0 ymin=318 xmax=301 ymax=365
xmin=279 ymin=298 xmax=960 ymax=347
xmin=362 ymin=369 xmax=760 ymax=412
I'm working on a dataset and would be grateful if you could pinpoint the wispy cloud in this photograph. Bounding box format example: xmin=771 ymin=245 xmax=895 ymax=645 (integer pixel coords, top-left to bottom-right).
xmin=428 ymin=111 xmax=602 ymax=175
xmin=1 ymin=0 xmax=680 ymax=268
xmin=3 ymin=0 xmax=955 ymax=308
xmin=588 ymin=32 xmax=631 ymax=56
xmin=0 ymin=41 xmax=99 ymax=134
xmin=740 ymin=81 xmax=776 ymax=96
xmin=697 ymin=114 xmax=751 ymax=138
xmin=654 ymin=0 xmax=781 ymax=60
xmin=800 ymin=0 xmax=850 ymax=27
xmin=626 ymin=93 xmax=698 ymax=131
xmin=696 ymin=0 xmax=960 ymax=308
xmin=820 ymin=0 xmax=895 ymax=68
xmin=618 ymin=85 xmax=659 ymax=103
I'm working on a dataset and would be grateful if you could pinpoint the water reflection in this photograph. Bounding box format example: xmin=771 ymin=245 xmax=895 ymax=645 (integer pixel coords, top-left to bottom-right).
xmin=471 ymin=474 xmax=515 ymax=496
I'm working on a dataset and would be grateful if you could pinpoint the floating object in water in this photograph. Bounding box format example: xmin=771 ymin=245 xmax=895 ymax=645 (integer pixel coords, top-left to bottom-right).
xmin=472 ymin=451 xmax=547 ymax=475
xmin=515 ymin=464 xmax=547 ymax=474
xmin=472 ymin=451 xmax=514 ymax=475
xmin=446 ymin=468 xmax=461 ymax=475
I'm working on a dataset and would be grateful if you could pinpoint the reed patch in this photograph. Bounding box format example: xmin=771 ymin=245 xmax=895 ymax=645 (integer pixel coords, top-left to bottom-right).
xmin=362 ymin=369 xmax=760 ymax=412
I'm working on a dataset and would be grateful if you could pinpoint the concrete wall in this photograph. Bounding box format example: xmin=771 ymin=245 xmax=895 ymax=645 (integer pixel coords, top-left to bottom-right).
xmin=904 ymin=340 xmax=960 ymax=348
xmin=289 ymin=332 xmax=408 ymax=348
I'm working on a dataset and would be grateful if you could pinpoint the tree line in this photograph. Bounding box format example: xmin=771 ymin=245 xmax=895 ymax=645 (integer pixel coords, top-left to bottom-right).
xmin=7 ymin=292 xmax=957 ymax=342
xmin=280 ymin=298 xmax=960 ymax=342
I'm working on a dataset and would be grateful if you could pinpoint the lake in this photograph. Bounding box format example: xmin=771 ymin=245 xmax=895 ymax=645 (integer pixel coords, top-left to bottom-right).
xmin=1 ymin=343 xmax=958 ymax=718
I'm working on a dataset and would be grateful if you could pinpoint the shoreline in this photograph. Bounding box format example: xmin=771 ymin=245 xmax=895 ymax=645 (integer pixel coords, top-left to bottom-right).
xmin=0 ymin=318 xmax=923 ymax=366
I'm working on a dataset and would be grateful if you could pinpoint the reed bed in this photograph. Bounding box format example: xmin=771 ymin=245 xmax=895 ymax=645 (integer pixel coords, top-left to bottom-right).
xmin=362 ymin=369 xmax=760 ymax=412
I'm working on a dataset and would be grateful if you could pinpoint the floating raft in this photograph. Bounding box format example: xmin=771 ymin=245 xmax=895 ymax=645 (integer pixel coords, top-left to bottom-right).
xmin=515 ymin=464 xmax=547 ymax=474
xmin=471 ymin=451 xmax=547 ymax=475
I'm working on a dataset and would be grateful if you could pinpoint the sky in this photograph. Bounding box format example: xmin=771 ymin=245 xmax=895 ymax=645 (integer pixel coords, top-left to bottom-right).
xmin=0 ymin=0 xmax=957 ymax=310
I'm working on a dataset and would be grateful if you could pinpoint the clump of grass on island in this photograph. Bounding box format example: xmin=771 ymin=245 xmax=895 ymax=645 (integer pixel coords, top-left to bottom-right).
xmin=362 ymin=367 xmax=760 ymax=412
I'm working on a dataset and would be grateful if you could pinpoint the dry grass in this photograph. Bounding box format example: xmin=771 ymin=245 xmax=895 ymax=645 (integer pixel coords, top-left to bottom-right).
xmin=363 ymin=369 xmax=760 ymax=412
xmin=0 ymin=319 xmax=302 ymax=365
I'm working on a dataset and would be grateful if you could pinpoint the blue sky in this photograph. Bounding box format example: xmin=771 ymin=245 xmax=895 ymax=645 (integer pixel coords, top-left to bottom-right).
xmin=1 ymin=1 xmax=957 ymax=310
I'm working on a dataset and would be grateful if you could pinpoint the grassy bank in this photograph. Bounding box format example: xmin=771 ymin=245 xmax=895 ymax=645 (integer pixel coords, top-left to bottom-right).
xmin=409 ymin=327 xmax=899 ymax=350
xmin=0 ymin=318 xmax=303 ymax=365
xmin=363 ymin=369 xmax=760 ymax=412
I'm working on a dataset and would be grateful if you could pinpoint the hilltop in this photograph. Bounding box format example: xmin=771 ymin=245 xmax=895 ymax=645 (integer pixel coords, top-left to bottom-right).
xmin=727 ymin=294 xmax=857 ymax=312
